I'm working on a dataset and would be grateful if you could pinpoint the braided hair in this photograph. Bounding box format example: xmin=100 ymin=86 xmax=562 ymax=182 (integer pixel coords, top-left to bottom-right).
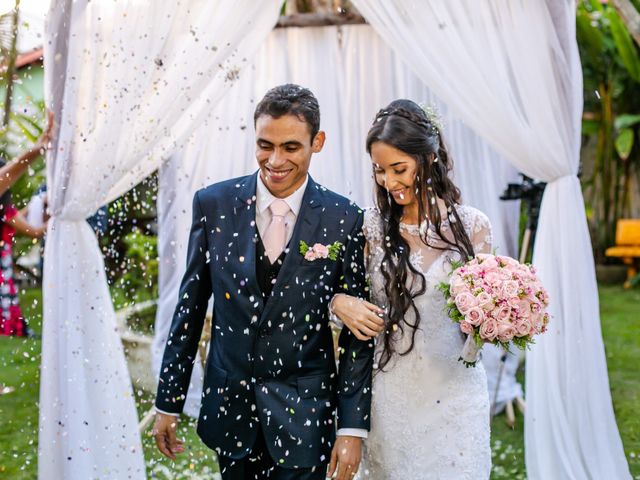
xmin=367 ymin=99 xmax=475 ymax=371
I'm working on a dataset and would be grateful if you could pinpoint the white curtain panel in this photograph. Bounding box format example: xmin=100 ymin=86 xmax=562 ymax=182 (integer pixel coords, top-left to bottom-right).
xmin=154 ymin=24 xmax=520 ymax=416
xmin=40 ymin=1 xmax=281 ymax=479
xmin=352 ymin=0 xmax=630 ymax=478
xmin=152 ymin=75 xmax=258 ymax=416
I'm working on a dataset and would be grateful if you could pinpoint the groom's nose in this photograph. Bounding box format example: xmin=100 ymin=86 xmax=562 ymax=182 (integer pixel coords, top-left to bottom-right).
xmin=269 ymin=149 xmax=288 ymax=168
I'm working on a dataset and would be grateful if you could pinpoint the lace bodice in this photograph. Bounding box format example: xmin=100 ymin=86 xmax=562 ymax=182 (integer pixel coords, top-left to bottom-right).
xmin=363 ymin=204 xmax=492 ymax=274
xmin=359 ymin=205 xmax=493 ymax=479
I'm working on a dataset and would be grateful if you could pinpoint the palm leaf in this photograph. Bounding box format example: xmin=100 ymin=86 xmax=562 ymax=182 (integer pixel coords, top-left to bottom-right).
xmin=607 ymin=9 xmax=640 ymax=82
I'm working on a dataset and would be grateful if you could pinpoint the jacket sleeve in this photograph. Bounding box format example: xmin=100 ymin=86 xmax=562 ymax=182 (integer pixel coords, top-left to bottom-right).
xmin=155 ymin=190 xmax=213 ymax=414
xmin=335 ymin=209 xmax=374 ymax=430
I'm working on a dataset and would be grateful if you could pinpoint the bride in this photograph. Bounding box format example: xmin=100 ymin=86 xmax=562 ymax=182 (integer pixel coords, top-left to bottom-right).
xmin=331 ymin=100 xmax=492 ymax=479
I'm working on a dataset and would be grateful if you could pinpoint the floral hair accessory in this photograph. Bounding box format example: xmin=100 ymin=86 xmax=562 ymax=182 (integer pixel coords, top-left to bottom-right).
xmin=418 ymin=102 xmax=444 ymax=133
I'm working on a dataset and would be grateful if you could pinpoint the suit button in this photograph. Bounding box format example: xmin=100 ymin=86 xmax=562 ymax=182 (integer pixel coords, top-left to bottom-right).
xmin=259 ymin=328 xmax=269 ymax=338
xmin=256 ymin=377 xmax=264 ymax=385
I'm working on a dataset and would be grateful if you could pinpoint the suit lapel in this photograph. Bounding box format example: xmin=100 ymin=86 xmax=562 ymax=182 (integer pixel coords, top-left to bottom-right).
xmin=261 ymin=177 xmax=322 ymax=321
xmin=231 ymin=172 xmax=263 ymax=308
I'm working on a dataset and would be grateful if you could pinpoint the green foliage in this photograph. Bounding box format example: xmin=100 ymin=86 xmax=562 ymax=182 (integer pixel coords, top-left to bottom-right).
xmin=615 ymin=127 xmax=634 ymax=159
xmin=607 ymin=8 xmax=640 ymax=82
xmin=114 ymin=230 xmax=159 ymax=305
xmin=578 ymin=0 xmax=640 ymax=261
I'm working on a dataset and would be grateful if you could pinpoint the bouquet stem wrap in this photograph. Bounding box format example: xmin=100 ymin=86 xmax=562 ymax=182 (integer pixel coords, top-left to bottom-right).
xmin=460 ymin=335 xmax=481 ymax=366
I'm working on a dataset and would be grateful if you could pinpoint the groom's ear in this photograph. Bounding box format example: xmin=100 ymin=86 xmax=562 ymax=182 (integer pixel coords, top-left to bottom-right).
xmin=311 ymin=131 xmax=326 ymax=153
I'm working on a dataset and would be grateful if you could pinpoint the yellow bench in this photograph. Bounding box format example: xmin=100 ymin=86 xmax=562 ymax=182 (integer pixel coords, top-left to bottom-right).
xmin=605 ymin=219 xmax=640 ymax=288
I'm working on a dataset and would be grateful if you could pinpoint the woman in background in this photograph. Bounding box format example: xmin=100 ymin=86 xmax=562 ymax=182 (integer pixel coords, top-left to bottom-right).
xmin=0 ymin=111 xmax=53 ymax=337
xmin=0 ymin=181 xmax=47 ymax=336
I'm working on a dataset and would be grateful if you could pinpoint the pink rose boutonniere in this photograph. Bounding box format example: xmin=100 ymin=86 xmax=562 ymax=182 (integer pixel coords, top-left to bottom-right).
xmin=299 ymin=240 xmax=343 ymax=261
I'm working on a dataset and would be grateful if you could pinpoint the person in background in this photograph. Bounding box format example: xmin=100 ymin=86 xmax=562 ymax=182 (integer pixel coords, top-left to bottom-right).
xmin=0 ymin=110 xmax=54 ymax=397
xmin=0 ymin=112 xmax=54 ymax=339
xmin=0 ymin=180 xmax=47 ymax=336
xmin=0 ymin=111 xmax=54 ymax=196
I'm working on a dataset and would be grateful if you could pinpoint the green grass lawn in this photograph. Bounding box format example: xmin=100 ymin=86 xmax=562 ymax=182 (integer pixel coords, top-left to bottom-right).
xmin=0 ymin=289 xmax=43 ymax=479
xmin=0 ymin=285 xmax=638 ymax=479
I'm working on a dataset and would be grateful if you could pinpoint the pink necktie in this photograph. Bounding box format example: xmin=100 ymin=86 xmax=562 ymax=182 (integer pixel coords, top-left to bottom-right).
xmin=263 ymin=199 xmax=290 ymax=263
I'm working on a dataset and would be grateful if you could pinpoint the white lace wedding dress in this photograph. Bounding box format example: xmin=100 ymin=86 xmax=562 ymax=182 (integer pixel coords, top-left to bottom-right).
xmin=360 ymin=206 xmax=492 ymax=480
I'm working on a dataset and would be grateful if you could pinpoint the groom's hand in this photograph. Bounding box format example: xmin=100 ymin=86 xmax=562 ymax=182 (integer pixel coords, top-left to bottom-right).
xmin=327 ymin=435 xmax=362 ymax=480
xmin=152 ymin=412 xmax=184 ymax=460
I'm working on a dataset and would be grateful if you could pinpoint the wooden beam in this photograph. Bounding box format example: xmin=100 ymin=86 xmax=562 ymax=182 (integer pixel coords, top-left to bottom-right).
xmin=610 ymin=0 xmax=640 ymax=47
xmin=275 ymin=12 xmax=366 ymax=28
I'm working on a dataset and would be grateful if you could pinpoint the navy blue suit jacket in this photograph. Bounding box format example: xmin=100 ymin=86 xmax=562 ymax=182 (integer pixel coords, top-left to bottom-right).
xmin=156 ymin=173 xmax=373 ymax=468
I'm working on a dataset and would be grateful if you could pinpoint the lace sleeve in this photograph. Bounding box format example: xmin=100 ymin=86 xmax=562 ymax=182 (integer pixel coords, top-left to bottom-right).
xmin=470 ymin=209 xmax=493 ymax=254
xmin=362 ymin=208 xmax=384 ymax=246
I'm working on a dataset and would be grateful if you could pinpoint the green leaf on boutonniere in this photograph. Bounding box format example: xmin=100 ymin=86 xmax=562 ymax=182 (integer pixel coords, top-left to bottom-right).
xmin=299 ymin=240 xmax=310 ymax=255
xmin=328 ymin=241 xmax=343 ymax=261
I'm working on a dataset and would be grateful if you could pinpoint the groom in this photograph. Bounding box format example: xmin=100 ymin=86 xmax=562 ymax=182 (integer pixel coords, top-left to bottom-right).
xmin=153 ymin=84 xmax=373 ymax=479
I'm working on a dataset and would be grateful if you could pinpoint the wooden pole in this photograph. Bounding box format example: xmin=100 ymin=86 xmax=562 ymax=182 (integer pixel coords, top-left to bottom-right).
xmin=2 ymin=1 xmax=20 ymax=127
xmin=275 ymin=12 xmax=366 ymax=28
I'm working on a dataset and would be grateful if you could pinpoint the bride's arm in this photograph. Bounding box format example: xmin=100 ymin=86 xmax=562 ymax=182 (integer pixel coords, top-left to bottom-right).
xmin=471 ymin=211 xmax=493 ymax=255
xmin=330 ymin=293 xmax=385 ymax=341
xmin=329 ymin=241 xmax=385 ymax=340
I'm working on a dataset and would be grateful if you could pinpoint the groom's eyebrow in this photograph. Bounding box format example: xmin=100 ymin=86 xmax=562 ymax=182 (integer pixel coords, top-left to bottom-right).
xmin=281 ymin=140 xmax=303 ymax=147
xmin=257 ymin=138 xmax=304 ymax=148
xmin=256 ymin=137 xmax=302 ymax=144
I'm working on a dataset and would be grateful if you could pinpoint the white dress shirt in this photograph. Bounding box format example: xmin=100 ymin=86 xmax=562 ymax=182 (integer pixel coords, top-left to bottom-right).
xmin=158 ymin=174 xmax=366 ymax=439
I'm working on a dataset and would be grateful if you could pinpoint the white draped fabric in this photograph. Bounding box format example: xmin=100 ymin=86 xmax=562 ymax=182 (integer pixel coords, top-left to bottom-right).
xmin=153 ymin=24 xmax=520 ymax=416
xmin=483 ymin=344 xmax=523 ymax=414
xmin=40 ymin=1 xmax=281 ymax=478
xmin=352 ymin=0 xmax=630 ymax=478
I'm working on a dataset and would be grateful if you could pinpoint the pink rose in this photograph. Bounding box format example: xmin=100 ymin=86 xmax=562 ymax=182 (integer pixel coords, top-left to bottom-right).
xmin=312 ymin=243 xmax=329 ymax=258
xmin=499 ymin=256 xmax=520 ymax=268
xmin=493 ymin=305 xmax=512 ymax=323
xmin=465 ymin=307 xmax=485 ymax=327
xmin=450 ymin=274 xmax=468 ymax=296
xmin=507 ymin=295 xmax=521 ymax=309
xmin=502 ymin=280 xmax=520 ymax=298
xmin=484 ymin=271 xmax=502 ymax=287
xmin=477 ymin=254 xmax=498 ymax=269
xmin=476 ymin=291 xmax=493 ymax=310
xmin=304 ymin=250 xmax=318 ymax=261
xmin=514 ymin=318 xmax=532 ymax=337
xmin=496 ymin=320 xmax=516 ymax=342
xmin=479 ymin=318 xmax=498 ymax=342
xmin=517 ymin=299 xmax=530 ymax=316
xmin=529 ymin=313 xmax=543 ymax=331
xmin=459 ymin=320 xmax=474 ymax=335
xmin=454 ymin=292 xmax=477 ymax=314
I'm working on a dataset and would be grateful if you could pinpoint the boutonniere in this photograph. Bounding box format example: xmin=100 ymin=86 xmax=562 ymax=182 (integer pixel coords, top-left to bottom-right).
xmin=299 ymin=240 xmax=343 ymax=261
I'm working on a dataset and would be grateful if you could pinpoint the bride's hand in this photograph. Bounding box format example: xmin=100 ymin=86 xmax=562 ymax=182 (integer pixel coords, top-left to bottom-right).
xmin=332 ymin=293 xmax=385 ymax=341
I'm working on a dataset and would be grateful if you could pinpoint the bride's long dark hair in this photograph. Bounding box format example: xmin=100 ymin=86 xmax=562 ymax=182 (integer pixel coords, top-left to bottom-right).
xmin=367 ymin=100 xmax=475 ymax=371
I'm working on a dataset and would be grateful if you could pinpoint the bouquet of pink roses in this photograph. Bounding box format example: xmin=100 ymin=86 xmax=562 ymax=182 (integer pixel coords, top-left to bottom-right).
xmin=438 ymin=253 xmax=550 ymax=367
